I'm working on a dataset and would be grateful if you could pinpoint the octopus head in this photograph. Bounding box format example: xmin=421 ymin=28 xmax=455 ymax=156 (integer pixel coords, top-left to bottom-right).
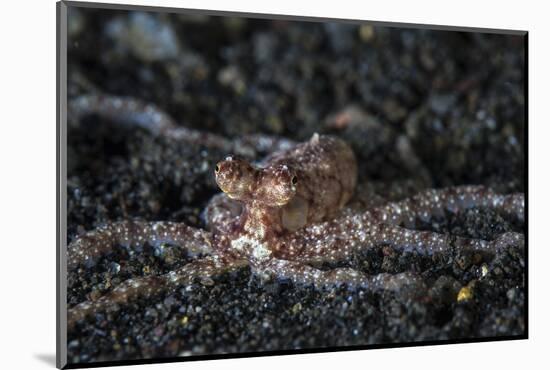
xmin=214 ymin=156 xmax=257 ymax=201
xmin=255 ymin=164 xmax=298 ymax=207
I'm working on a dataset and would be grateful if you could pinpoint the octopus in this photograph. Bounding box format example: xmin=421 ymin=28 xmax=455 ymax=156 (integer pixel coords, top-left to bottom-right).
xmin=67 ymin=94 xmax=525 ymax=328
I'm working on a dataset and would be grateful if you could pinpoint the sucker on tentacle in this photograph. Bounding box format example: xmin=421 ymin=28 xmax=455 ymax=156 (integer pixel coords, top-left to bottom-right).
xmin=67 ymin=131 xmax=525 ymax=328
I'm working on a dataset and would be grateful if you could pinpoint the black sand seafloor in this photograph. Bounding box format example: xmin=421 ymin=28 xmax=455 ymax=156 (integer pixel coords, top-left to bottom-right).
xmin=65 ymin=6 xmax=526 ymax=365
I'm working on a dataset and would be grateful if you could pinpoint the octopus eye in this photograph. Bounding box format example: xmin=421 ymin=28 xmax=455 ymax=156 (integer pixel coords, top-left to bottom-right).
xmin=291 ymin=176 xmax=298 ymax=185
xmin=215 ymin=165 xmax=220 ymax=173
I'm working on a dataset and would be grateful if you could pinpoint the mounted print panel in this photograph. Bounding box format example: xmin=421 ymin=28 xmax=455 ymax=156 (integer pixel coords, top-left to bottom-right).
xmin=57 ymin=1 xmax=527 ymax=368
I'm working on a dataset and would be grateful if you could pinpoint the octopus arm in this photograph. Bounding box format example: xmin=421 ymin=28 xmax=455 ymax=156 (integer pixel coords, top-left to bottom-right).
xmin=68 ymin=255 xmax=248 ymax=328
xmin=265 ymin=231 xmax=522 ymax=292
xmin=68 ymin=94 xmax=296 ymax=157
xmin=203 ymin=193 xmax=243 ymax=233
xmin=278 ymin=211 xmax=524 ymax=266
xmin=280 ymin=219 xmax=456 ymax=264
xmin=372 ymin=185 xmax=524 ymax=226
xmin=68 ymin=221 xmax=213 ymax=270
xmin=68 ymin=94 xmax=178 ymax=133
xmin=258 ymin=259 xmax=426 ymax=292
xmin=368 ymin=225 xmax=524 ymax=255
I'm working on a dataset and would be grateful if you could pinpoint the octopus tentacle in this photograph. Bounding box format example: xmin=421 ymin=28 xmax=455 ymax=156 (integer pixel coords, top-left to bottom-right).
xmin=68 ymin=94 xmax=296 ymax=157
xmin=278 ymin=211 xmax=524 ymax=265
xmin=366 ymin=225 xmax=524 ymax=256
xmin=68 ymin=221 xmax=213 ymax=270
xmin=68 ymin=94 xmax=177 ymax=133
xmin=274 ymin=210 xmax=364 ymax=264
xmin=371 ymin=185 xmax=524 ymax=226
xmin=68 ymin=256 xmax=248 ymax=328
xmin=202 ymin=193 xmax=243 ymax=233
xmin=258 ymin=259 xmax=426 ymax=292
xmin=275 ymin=184 xmax=524 ymax=265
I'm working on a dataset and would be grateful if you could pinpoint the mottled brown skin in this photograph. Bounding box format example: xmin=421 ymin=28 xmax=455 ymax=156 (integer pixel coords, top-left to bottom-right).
xmin=213 ymin=134 xmax=357 ymax=262
xmin=265 ymin=133 xmax=357 ymax=224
